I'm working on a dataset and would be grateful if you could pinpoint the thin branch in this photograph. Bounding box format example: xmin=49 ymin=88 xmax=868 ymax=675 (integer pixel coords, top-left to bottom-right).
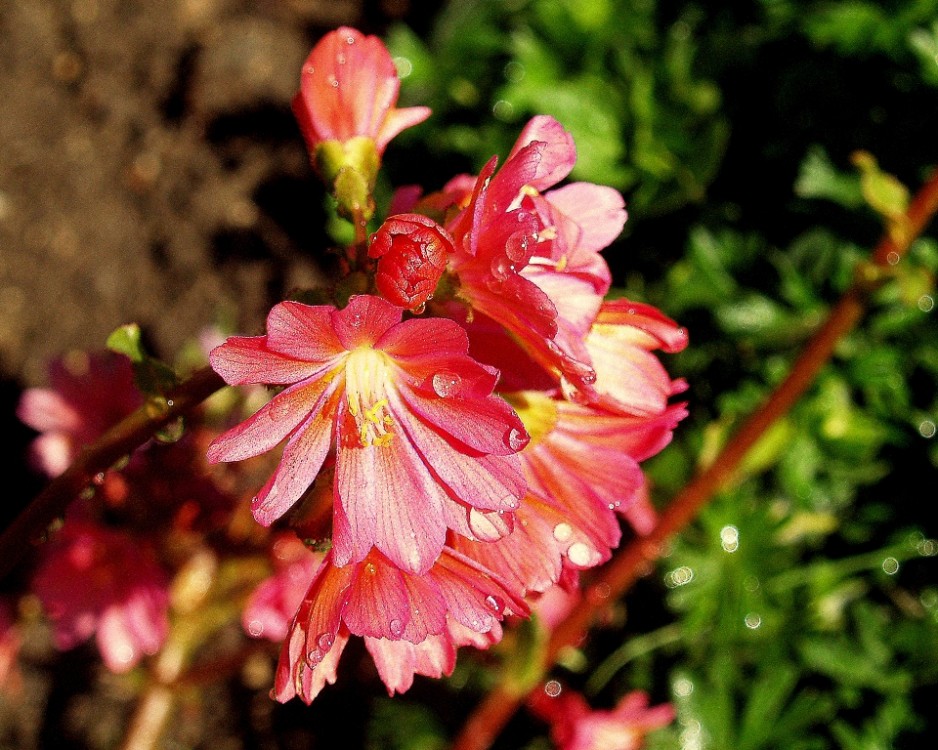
xmin=450 ymin=167 xmax=938 ymax=750
xmin=1 ymin=366 xmax=226 ymax=581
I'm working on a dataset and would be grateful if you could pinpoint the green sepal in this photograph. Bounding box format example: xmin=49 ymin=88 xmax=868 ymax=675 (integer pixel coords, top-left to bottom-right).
xmin=315 ymin=137 xmax=380 ymax=221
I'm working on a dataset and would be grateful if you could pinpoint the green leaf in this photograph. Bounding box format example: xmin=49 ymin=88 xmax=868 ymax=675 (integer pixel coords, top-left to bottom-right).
xmin=107 ymin=323 xmax=146 ymax=363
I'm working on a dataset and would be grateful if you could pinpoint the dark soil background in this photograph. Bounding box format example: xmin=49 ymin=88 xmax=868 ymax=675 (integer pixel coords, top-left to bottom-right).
xmin=0 ymin=2 xmax=446 ymax=747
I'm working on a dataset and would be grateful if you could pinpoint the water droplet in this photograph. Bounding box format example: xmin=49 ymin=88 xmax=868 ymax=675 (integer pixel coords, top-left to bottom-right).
xmin=92 ymin=472 xmax=106 ymax=485
xmin=567 ymin=542 xmax=595 ymax=567
xmin=491 ymin=255 xmax=515 ymax=280
xmin=666 ymin=565 xmax=694 ymax=588
xmin=485 ymin=595 xmax=505 ymax=613
xmin=304 ymin=65 xmax=315 ymax=75
xmin=673 ymin=676 xmax=694 ymax=697
xmin=247 ymin=619 xmax=264 ymax=637
xmin=744 ymin=612 xmax=762 ymax=629
xmin=882 ymin=556 xmax=900 ymax=575
xmin=720 ymin=525 xmax=739 ymax=553
xmin=552 ymin=523 xmax=573 ymax=543
xmin=317 ymin=632 xmax=334 ymax=651
xmin=336 ymin=53 xmax=346 ymax=65
xmin=886 ymin=251 xmax=900 ymax=265
xmin=389 ymin=619 xmax=404 ymax=637
xmin=306 ymin=648 xmax=324 ymax=665
xmin=412 ymin=302 xmax=427 ymax=315
xmin=544 ymin=679 xmax=562 ymax=697
xmin=506 ymin=427 xmax=527 ymax=451
xmin=345 ymin=34 xmax=355 ymax=45
xmin=919 ymin=420 xmax=936 ymax=438
xmin=432 ymin=372 xmax=460 ymax=397
xmin=364 ymin=562 xmax=377 ymax=575
xmin=919 ymin=294 xmax=935 ymax=312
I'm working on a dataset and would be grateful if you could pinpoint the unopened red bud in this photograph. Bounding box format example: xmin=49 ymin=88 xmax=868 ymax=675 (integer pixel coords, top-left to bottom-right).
xmin=369 ymin=214 xmax=453 ymax=311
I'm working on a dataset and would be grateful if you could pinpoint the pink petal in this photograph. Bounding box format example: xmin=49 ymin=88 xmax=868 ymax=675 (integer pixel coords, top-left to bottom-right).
xmin=206 ymin=378 xmax=334 ymax=464
xmin=506 ymin=115 xmax=576 ymax=191
xmin=433 ymin=550 xmax=529 ymax=632
xmin=17 ymin=388 xmax=81 ymax=433
xmin=265 ymin=301 xmax=347 ymax=361
xmin=210 ymin=336 xmax=328 ymax=386
xmin=330 ymin=295 xmax=403 ymax=350
xmin=544 ymin=182 xmax=627 ymax=253
xmin=343 ymin=559 xmax=446 ymax=641
xmin=334 ymin=405 xmax=448 ymax=573
xmin=375 ymin=105 xmax=432 ymax=152
xmin=251 ymin=390 xmax=340 ymax=525
xmin=365 ymin=633 xmax=456 ymax=696
xmin=398 ymin=386 xmax=528 ymax=457
xmin=396 ymin=407 xmax=525 ymax=512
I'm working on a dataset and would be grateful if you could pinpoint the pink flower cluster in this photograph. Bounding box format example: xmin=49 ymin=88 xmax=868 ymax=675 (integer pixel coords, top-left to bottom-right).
xmin=208 ymin=27 xmax=689 ymax=703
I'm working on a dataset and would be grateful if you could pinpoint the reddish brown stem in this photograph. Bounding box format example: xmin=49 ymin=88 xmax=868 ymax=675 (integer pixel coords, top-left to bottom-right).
xmin=450 ymin=168 xmax=938 ymax=750
xmin=1 ymin=365 xmax=226 ymax=581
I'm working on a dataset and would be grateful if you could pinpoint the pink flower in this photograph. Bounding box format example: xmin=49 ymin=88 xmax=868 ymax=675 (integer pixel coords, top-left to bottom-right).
xmin=242 ymin=534 xmax=322 ymax=642
xmin=17 ymin=351 xmax=142 ymax=477
xmin=292 ymin=27 xmax=430 ymax=156
xmin=454 ymin=395 xmax=687 ymax=590
xmin=31 ymin=521 xmax=169 ymax=673
xmin=207 ymin=295 xmax=528 ymax=574
xmin=530 ymin=687 xmax=675 ymax=750
xmin=273 ymin=547 xmax=526 ymax=703
xmin=443 ymin=116 xmax=627 ymax=399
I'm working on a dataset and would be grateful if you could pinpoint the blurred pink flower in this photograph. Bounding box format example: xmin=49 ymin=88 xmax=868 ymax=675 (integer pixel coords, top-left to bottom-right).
xmin=17 ymin=351 xmax=141 ymax=477
xmin=207 ymin=295 xmax=528 ymax=574
xmin=531 ymin=687 xmax=675 ymax=750
xmin=0 ymin=599 xmax=21 ymax=696
xmin=292 ymin=26 xmax=430 ymax=155
xmin=32 ymin=521 xmax=169 ymax=673
xmin=243 ymin=534 xmax=321 ymax=642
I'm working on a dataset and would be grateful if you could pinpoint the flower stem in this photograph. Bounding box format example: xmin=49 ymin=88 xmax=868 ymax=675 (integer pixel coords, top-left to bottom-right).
xmin=449 ymin=166 xmax=938 ymax=750
xmin=0 ymin=365 xmax=226 ymax=581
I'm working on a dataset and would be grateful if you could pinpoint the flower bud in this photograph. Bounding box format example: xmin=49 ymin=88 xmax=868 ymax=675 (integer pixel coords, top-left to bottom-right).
xmin=369 ymin=214 xmax=453 ymax=311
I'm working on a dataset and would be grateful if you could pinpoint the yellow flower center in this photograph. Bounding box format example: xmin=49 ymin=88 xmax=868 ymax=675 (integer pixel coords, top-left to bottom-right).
xmin=345 ymin=346 xmax=395 ymax=447
xmin=503 ymin=391 xmax=558 ymax=448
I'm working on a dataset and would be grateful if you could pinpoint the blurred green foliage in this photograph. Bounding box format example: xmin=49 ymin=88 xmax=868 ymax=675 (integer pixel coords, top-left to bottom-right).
xmin=372 ymin=1 xmax=938 ymax=748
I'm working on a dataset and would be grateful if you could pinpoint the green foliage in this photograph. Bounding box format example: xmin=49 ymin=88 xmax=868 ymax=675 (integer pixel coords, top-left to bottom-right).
xmin=369 ymin=2 xmax=938 ymax=748
xmin=387 ymin=0 xmax=728 ymax=217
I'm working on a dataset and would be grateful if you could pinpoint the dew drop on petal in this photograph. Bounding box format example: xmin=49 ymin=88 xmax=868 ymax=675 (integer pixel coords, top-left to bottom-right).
xmin=552 ymin=523 xmax=573 ymax=543
xmin=306 ymin=648 xmax=324 ymax=665
xmin=432 ymin=372 xmax=460 ymax=397
xmin=247 ymin=619 xmax=264 ymax=637
xmin=485 ymin=595 xmax=505 ymax=614
xmin=567 ymin=542 xmax=596 ymax=567
xmin=389 ymin=619 xmax=404 ymax=637
xmin=507 ymin=427 xmax=527 ymax=451
xmin=317 ymin=632 xmax=334 ymax=651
